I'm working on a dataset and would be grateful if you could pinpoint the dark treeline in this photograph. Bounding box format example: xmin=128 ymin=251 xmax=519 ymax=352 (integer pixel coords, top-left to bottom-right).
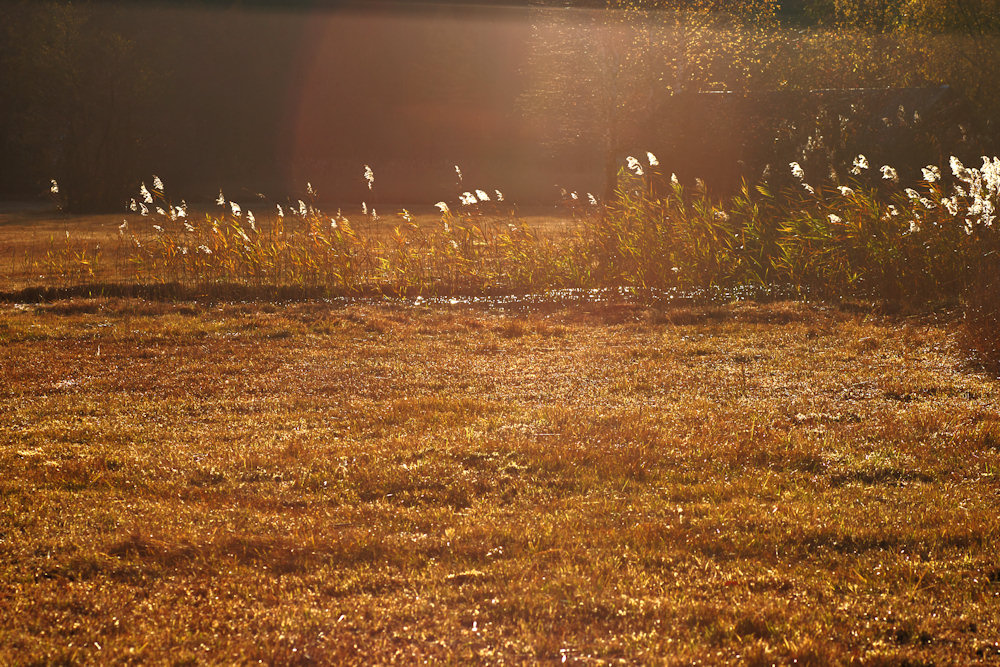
xmin=0 ymin=2 xmax=304 ymax=210
xmin=2 ymin=0 xmax=999 ymax=211
xmin=1 ymin=1 xmax=563 ymax=211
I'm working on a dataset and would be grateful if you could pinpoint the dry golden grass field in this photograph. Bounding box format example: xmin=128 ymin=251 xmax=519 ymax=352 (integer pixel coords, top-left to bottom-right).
xmin=2 ymin=290 xmax=1000 ymax=664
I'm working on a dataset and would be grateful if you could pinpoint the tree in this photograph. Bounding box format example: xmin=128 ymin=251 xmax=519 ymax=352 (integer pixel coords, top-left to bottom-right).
xmin=899 ymin=0 xmax=1000 ymax=137
xmin=520 ymin=0 xmax=781 ymax=196
xmin=1 ymin=2 xmax=157 ymax=211
xmin=521 ymin=0 xmax=1000 ymax=195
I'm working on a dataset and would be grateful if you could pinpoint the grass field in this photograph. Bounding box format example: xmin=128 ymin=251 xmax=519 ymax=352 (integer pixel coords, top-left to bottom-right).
xmin=2 ymin=294 xmax=1000 ymax=664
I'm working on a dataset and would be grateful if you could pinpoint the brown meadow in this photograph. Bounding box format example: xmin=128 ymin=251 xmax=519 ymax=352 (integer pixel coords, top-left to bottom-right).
xmin=2 ymin=297 xmax=999 ymax=664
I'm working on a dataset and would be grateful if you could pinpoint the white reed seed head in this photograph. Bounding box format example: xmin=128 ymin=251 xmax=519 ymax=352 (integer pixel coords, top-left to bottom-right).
xmin=950 ymin=156 xmax=972 ymax=182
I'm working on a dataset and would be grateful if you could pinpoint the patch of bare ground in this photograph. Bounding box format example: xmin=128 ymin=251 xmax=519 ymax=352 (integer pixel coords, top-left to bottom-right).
xmin=1 ymin=298 xmax=998 ymax=664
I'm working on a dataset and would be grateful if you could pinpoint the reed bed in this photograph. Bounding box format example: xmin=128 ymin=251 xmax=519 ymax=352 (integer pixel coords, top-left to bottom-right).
xmin=6 ymin=155 xmax=999 ymax=365
xmin=594 ymin=153 xmax=999 ymax=302
xmin=14 ymin=155 xmax=996 ymax=300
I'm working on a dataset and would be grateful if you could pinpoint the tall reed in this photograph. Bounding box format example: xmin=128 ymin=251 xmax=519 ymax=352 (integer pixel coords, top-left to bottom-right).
xmin=14 ymin=155 xmax=998 ymax=318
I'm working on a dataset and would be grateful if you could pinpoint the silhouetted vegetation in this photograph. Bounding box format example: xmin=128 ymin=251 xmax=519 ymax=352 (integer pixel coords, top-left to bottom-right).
xmin=3 ymin=0 xmax=1000 ymax=209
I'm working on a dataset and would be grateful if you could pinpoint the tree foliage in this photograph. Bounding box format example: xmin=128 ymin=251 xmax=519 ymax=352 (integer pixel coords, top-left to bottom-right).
xmin=521 ymin=0 xmax=782 ymax=193
xmin=4 ymin=0 xmax=1000 ymax=209
xmin=1 ymin=2 xmax=160 ymax=211
xmin=521 ymin=0 xmax=1000 ymax=194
